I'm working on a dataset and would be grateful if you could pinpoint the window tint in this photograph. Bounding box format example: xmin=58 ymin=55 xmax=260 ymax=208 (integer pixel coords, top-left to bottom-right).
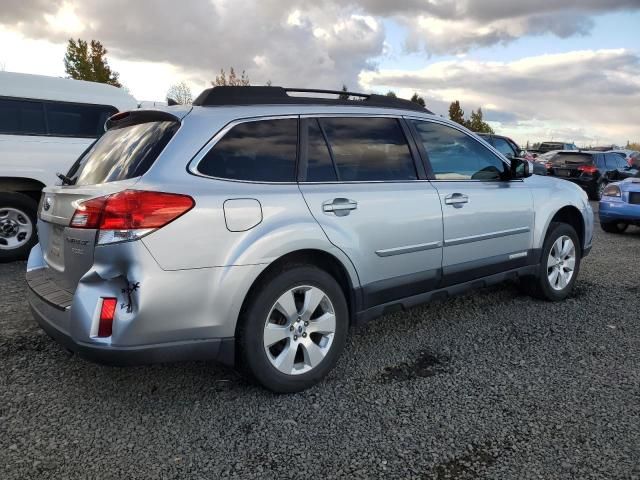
xmin=70 ymin=121 xmax=179 ymax=186
xmin=411 ymin=121 xmax=505 ymax=180
xmin=0 ymin=98 xmax=116 ymax=137
xmin=492 ymin=137 xmax=517 ymax=157
xmin=46 ymin=103 xmax=117 ymax=138
xmin=0 ymin=98 xmax=46 ymax=135
xmin=198 ymin=119 xmax=298 ymax=182
xmin=319 ymin=117 xmax=416 ymax=181
xmin=306 ymin=119 xmax=337 ymax=182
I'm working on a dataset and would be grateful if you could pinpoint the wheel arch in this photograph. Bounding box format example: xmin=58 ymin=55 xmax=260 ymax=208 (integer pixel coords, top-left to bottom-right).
xmin=0 ymin=177 xmax=46 ymax=203
xmin=235 ymin=248 xmax=360 ymax=339
xmin=546 ymin=205 xmax=585 ymax=254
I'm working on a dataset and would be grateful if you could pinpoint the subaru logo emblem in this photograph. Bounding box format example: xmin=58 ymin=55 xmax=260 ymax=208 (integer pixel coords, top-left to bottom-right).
xmin=43 ymin=197 xmax=52 ymax=211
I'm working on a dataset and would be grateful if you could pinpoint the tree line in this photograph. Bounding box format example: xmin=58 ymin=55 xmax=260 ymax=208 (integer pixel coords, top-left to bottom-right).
xmin=63 ymin=37 xmax=492 ymax=134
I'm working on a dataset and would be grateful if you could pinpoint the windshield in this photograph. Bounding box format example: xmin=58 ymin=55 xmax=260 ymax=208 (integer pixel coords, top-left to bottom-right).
xmin=66 ymin=121 xmax=179 ymax=186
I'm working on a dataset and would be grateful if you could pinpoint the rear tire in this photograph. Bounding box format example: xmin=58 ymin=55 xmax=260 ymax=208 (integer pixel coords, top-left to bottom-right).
xmin=238 ymin=265 xmax=349 ymax=393
xmin=591 ymin=180 xmax=607 ymax=201
xmin=520 ymin=222 xmax=581 ymax=301
xmin=0 ymin=192 xmax=38 ymax=263
xmin=601 ymin=221 xmax=628 ymax=234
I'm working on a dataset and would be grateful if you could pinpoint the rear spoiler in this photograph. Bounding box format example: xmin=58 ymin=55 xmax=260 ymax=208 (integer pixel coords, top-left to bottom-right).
xmin=105 ymin=110 xmax=181 ymax=130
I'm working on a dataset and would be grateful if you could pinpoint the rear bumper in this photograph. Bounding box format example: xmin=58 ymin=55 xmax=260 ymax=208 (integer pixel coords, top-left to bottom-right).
xmin=599 ymin=199 xmax=640 ymax=224
xmin=25 ymin=240 xmax=267 ymax=367
xmin=28 ymin=289 xmax=235 ymax=366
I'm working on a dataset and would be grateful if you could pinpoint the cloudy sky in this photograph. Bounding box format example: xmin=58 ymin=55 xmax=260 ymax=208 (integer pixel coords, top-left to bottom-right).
xmin=1 ymin=0 xmax=639 ymax=146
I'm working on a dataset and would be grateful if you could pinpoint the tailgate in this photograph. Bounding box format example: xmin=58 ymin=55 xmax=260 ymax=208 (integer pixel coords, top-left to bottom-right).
xmin=37 ymin=182 xmax=136 ymax=293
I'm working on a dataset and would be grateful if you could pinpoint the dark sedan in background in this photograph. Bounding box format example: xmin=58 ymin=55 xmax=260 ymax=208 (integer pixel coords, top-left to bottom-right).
xmin=478 ymin=133 xmax=547 ymax=175
xmin=546 ymin=151 xmax=639 ymax=200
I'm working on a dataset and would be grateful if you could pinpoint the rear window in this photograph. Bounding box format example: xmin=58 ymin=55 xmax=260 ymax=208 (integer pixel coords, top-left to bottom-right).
xmin=550 ymin=153 xmax=594 ymax=165
xmin=197 ymin=119 xmax=298 ymax=182
xmin=68 ymin=121 xmax=179 ymax=186
xmin=0 ymin=98 xmax=116 ymax=138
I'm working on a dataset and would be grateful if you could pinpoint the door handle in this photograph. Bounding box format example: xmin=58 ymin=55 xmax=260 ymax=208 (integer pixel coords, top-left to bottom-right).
xmin=322 ymin=198 xmax=358 ymax=216
xmin=444 ymin=193 xmax=469 ymax=206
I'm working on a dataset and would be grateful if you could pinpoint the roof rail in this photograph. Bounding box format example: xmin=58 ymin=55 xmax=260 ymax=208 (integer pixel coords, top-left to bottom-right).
xmin=192 ymin=86 xmax=432 ymax=113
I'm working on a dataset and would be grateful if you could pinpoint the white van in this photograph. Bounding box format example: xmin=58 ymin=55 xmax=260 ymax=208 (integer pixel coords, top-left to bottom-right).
xmin=0 ymin=72 xmax=138 ymax=261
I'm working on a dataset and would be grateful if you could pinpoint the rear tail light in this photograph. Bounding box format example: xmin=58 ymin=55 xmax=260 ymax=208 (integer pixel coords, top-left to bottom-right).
xmin=70 ymin=190 xmax=194 ymax=245
xmin=545 ymin=162 xmax=553 ymax=169
xmin=577 ymin=165 xmax=598 ymax=174
xmin=98 ymin=298 xmax=117 ymax=337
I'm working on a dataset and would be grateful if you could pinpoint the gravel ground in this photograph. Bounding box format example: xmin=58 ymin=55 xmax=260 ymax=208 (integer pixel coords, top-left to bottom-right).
xmin=1 ymin=203 xmax=639 ymax=479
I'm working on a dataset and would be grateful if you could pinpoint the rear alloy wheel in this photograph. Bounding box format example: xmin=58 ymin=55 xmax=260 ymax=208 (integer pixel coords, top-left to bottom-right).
xmin=0 ymin=193 xmax=38 ymax=263
xmin=239 ymin=265 xmax=348 ymax=393
xmin=520 ymin=222 xmax=581 ymax=301
xmin=595 ymin=181 xmax=607 ymax=200
xmin=601 ymin=221 xmax=628 ymax=234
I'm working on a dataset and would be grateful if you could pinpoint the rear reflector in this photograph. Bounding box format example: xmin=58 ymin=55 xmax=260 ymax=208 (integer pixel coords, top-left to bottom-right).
xmin=70 ymin=190 xmax=194 ymax=244
xmin=98 ymin=298 xmax=117 ymax=337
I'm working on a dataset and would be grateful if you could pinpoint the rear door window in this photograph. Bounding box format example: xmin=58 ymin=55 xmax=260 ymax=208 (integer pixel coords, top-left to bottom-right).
xmin=69 ymin=121 xmax=179 ymax=185
xmin=551 ymin=154 xmax=593 ymax=166
xmin=319 ymin=117 xmax=416 ymax=181
xmin=0 ymin=98 xmax=46 ymax=135
xmin=198 ymin=118 xmax=298 ymax=182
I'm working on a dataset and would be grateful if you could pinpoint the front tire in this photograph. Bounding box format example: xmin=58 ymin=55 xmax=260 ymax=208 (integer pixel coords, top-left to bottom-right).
xmin=601 ymin=221 xmax=628 ymax=234
xmin=521 ymin=222 xmax=581 ymax=301
xmin=238 ymin=265 xmax=349 ymax=393
xmin=0 ymin=192 xmax=38 ymax=263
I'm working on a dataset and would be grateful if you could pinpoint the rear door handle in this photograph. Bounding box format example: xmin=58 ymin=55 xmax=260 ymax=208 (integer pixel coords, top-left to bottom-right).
xmin=322 ymin=198 xmax=358 ymax=216
xmin=444 ymin=193 xmax=469 ymax=206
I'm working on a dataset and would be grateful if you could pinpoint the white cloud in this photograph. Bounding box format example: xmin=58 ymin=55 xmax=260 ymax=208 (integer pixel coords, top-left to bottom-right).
xmin=360 ymin=49 xmax=640 ymax=145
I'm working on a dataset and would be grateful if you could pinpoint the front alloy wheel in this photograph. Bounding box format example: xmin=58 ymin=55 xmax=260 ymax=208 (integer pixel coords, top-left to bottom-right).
xmin=546 ymin=235 xmax=576 ymax=291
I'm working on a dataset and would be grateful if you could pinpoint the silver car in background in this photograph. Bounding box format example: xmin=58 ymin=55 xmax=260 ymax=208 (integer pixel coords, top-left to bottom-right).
xmin=27 ymin=87 xmax=594 ymax=392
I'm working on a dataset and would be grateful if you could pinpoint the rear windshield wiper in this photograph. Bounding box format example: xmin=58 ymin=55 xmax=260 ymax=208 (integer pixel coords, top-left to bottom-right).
xmin=56 ymin=172 xmax=74 ymax=186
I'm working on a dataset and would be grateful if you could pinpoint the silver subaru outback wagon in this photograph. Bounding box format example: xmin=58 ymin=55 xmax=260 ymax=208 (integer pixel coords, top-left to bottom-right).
xmin=27 ymin=86 xmax=594 ymax=392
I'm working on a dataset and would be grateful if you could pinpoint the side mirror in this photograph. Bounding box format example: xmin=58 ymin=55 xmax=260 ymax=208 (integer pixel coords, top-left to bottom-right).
xmin=509 ymin=157 xmax=532 ymax=179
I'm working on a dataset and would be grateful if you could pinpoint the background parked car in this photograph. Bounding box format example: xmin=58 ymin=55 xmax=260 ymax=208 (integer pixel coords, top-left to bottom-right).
xmin=599 ymin=178 xmax=640 ymax=233
xmin=610 ymin=149 xmax=640 ymax=167
xmin=547 ymin=150 xmax=639 ymax=200
xmin=0 ymin=71 xmax=138 ymax=261
xmin=477 ymin=133 xmax=546 ymax=175
xmin=533 ymin=141 xmax=579 ymax=155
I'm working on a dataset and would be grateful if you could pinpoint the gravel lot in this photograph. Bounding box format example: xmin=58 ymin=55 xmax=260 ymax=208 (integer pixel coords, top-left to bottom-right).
xmin=1 ymin=203 xmax=639 ymax=479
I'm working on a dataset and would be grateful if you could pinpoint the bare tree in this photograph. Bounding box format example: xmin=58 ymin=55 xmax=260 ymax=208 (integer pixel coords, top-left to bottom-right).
xmin=166 ymin=81 xmax=193 ymax=104
xmin=212 ymin=67 xmax=250 ymax=86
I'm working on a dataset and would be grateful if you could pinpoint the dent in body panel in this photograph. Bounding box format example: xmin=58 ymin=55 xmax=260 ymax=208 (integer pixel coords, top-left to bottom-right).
xmin=70 ymin=240 xmax=266 ymax=342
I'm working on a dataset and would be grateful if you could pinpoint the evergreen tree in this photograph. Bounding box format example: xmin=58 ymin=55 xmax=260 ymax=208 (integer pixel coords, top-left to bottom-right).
xmin=338 ymin=84 xmax=350 ymax=100
xmin=448 ymin=100 xmax=466 ymax=126
xmin=64 ymin=39 xmax=121 ymax=87
xmin=410 ymin=92 xmax=425 ymax=107
xmin=468 ymin=108 xmax=494 ymax=134
xmin=385 ymin=90 xmax=397 ymax=98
